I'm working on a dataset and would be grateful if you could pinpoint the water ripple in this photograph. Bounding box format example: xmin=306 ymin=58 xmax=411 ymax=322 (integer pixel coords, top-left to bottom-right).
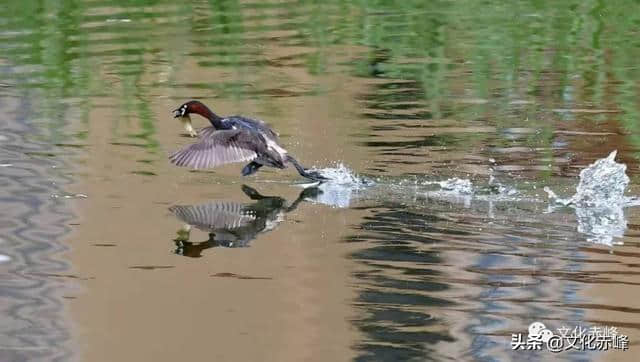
xmin=0 ymin=77 xmax=76 ymax=361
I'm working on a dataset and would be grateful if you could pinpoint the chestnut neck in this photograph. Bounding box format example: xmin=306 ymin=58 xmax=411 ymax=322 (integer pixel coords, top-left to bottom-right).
xmin=190 ymin=101 xmax=223 ymax=128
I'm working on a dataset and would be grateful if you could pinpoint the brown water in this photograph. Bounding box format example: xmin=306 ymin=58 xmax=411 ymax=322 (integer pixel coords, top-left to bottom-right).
xmin=1 ymin=1 xmax=640 ymax=361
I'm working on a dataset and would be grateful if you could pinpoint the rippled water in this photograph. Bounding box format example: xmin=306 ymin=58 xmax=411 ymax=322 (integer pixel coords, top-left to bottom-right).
xmin=0 ymin=84 xmax=75 ymax=360
xmin=2 ymin=0 xmax=640 ymax=361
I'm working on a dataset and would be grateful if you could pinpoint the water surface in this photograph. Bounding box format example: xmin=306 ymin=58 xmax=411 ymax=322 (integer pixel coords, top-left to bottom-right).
xmin=1 ymin=0 xmax=640 ymax=361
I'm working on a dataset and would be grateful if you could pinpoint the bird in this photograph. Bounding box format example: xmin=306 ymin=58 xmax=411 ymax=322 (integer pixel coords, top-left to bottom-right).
xmin=169 ymin=100 xmax=327 ymax=181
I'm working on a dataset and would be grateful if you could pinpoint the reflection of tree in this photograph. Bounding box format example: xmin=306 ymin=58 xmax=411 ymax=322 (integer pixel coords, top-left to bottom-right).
xmin=3 ymin=0 xmax=640 ymax=158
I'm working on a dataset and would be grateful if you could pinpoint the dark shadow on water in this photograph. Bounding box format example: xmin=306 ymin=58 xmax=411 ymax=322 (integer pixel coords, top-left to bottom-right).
xmin=347 ymin=204 xmax=459 ymax=361
xmin=169 ymin=185 xmax=321 ymax=257
xmin=344 ymin=188 xmax=640 ymax=361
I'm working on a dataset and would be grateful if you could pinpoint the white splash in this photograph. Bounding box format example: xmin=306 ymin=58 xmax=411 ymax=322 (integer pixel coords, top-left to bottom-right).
xmin=545 ymin=151 xmax=633 ymax=246
xmin=436 ymin=178 xmax=474 ymax=194
xmin=421 ymin=176 xmax=520 ymax=206
xmin=545 ymin=150 xmax=629 ymax=207
xmin=312 ymin=163 xmax=372 ymax=187
xmin=421 ymin=178 xmax=473 ymax=194
xmin=487 ymin=173 xmax=520 ymax=199
xmin=419 ymin=178 xmax=475 ymax=208
xmin=0 ymin=254 xmax=10 ymax=264
xmin=300 ymin=163 xmax=372 ymax=208
xmin=575 ymin=206 xmax=626 ymax=246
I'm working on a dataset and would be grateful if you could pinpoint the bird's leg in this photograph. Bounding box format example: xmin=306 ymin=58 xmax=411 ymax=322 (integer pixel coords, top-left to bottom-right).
xmin=286 ymin=156 xmax=329 ymax=182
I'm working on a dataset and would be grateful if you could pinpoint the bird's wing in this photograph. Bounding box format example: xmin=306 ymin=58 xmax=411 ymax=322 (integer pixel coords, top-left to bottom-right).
xmin=169 ymin=129 xmax=263 ymax=169
xmin=169 ymin=202 xmax=256 ymax=231
xmin=254 ymin=119 xmax=280 ymax=138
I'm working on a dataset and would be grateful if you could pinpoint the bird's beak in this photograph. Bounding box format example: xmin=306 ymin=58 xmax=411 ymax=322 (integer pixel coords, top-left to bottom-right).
xmin=173 ymin=109 xmax=181 ymax=118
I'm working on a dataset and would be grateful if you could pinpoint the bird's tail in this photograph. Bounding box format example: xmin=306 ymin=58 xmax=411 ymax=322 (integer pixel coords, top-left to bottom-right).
xmin=286 ymin=156 xmax=328 ymax=182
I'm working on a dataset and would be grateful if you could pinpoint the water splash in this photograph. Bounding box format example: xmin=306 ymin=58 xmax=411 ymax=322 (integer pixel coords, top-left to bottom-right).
xmin=311 ymin=163 xmax=373 ymax=187
xmin=434 ymin=178 xmax=474 ymax=194
xmin=575 ymin=206 xmax=626 ymax=246
xmin=487 ymin=173 xmax=520 ymax=199
xmin=419 ymin=152 xmax=636 ymax=246
xmin=545 ymin=150 xmax=630 ymax=207
xmin=422 ymin=176 xmax=520 ymax=202
xmin=545 ymin=151 xmax=633 ymax=246
xmin=299 ymin=154 xmax=635 ymax=246
xmin=421 ymin=178 xmax=475 ymax=207
xmin=300 ymin=163 xmax=374 ymax=208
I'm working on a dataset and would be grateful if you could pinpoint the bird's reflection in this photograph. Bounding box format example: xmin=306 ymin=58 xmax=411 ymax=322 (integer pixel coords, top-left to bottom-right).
xmin=169 ymin=185 xmax=321 ymax=257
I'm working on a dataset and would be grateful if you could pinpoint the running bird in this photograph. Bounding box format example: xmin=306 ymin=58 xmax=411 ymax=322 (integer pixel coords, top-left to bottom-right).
xmin=169 ymin=100 xmax=327 ymax=181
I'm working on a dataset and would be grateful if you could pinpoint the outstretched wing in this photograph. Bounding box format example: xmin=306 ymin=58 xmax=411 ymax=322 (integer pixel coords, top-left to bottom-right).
xmin=169 ymin=129 xmax=264 ymax=169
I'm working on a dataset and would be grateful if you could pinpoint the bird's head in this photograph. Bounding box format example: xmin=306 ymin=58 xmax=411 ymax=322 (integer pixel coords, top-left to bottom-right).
xmin=172 ymin=100 xmax=221 ymax=136
xmin=172 ymin=100 xmax=205 ymax=118
xmin=173 ymin=101 xmax=206 ymax=137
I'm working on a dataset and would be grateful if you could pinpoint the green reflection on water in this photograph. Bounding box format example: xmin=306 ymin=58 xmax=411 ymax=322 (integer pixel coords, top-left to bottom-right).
xmin=1 ymin=0 xmax=640 ymax=157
